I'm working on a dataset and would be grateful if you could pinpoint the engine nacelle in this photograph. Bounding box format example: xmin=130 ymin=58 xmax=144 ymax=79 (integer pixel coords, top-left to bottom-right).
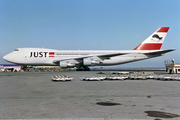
xmin=83 ymin=58 xmax=101 ymax=66
xmin=59 ymin=61 xmax=76 ymax=68
xmin=83 ymin=58 xmax=91 ymax=66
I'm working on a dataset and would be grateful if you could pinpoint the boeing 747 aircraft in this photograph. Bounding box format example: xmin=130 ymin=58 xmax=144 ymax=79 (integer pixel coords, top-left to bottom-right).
xmin=3 ymin=27 xmax=174 ymax=71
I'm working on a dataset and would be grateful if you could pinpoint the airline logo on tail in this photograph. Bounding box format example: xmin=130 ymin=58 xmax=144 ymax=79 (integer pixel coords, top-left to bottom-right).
xmin=152 ymin=34 xmax=163 ymax=41
xmin=134 ymin=27 xmax=169 ymax=50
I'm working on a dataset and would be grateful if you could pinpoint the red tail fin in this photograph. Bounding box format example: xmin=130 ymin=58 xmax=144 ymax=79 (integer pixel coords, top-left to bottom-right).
xmin=133 ymin=27 xmax=170 ymax=50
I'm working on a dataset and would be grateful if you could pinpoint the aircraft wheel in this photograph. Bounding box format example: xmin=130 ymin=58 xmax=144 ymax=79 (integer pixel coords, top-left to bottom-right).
xmin=83 ymin=66 xmax=90 ymax=71
xmin=77 ymin=68 xmax=84 ymax=71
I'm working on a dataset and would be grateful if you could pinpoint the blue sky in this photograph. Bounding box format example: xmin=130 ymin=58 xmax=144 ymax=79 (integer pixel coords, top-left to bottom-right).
xmin=1 ymin=0 xmax=180 ymax=68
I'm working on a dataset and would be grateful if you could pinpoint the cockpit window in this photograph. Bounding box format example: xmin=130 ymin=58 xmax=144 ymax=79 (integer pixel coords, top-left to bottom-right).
xmin=14 ymin=49 xmax=19 ymax=51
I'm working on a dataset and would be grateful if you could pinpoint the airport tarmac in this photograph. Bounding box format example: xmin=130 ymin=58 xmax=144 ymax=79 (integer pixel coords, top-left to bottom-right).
xmin=0 ymin=71 xmax=180 ymax=119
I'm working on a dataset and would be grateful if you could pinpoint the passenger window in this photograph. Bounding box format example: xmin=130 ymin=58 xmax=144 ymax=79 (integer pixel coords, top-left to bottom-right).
xmin=14 ymin=49 xmax=19 ymax=51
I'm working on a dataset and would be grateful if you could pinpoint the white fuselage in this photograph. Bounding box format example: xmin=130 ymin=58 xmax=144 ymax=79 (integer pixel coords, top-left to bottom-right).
xmin=3 ymin=48 xmax=159 ymax=67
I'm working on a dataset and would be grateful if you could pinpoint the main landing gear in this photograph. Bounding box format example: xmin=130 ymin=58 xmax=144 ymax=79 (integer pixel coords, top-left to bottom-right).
xmin=76 ymin=66 xmax=90 ymax=71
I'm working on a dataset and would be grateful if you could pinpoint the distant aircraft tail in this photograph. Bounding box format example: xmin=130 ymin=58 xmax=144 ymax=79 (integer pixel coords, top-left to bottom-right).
xmin=133 ymin=27 xmax=170 ymax=50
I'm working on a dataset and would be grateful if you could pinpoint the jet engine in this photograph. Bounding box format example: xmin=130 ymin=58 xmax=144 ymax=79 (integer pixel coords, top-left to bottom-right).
xmin=83 ymin=58 xmax=101 ymax=66
xmin=59 ymin=61 xmax=76 ymax=68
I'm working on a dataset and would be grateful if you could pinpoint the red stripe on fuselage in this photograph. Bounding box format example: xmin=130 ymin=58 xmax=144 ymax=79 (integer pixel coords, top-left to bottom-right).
xmin=49 ymin=52 xmax=54 ymax=55
xmin=133 ymin=43 xmax=162 ymax=50
xmin=49 ymin=52 xmax=54 ymax=57
xmin=157 ymin=27 xmax=169 ymax=32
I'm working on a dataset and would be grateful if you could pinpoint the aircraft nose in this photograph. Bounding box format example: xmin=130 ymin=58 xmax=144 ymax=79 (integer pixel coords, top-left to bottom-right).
xmin=3 ymin=54 xmax=13 ymax=63
xmin=3 ymin=55 xmax=8 ymax=61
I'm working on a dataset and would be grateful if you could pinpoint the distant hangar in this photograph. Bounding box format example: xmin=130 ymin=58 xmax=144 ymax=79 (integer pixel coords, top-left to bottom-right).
xmin=0 ymin=64 xmax=21 ymax=72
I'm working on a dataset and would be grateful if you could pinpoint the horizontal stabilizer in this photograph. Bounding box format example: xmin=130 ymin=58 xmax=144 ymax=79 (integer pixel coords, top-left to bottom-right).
xmin=144 ymin=49 xmax=175 ymax=56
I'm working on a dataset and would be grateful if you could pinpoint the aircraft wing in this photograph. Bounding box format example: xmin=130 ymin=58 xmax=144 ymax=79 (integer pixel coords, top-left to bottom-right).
xmin=53 ymin=53 xmax=128 ymax=63
xmin=144 ymin=49 xmax=175 ymax=56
